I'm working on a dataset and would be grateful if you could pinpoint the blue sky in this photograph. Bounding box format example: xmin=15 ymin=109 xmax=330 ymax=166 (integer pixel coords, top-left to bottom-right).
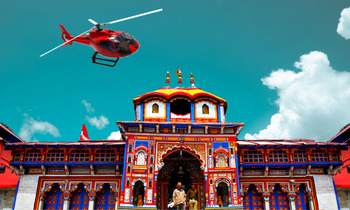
xmin=1 ymin=0 xmax=350 ymax=142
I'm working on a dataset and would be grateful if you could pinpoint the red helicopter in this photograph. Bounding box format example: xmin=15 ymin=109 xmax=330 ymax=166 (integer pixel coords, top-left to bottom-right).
xmin=40 ymin=9 xmax=163 ymax=67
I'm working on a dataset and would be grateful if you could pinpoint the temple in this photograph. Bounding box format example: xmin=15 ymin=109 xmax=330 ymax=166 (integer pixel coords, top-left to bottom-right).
xmin=5 ymin=72 xmax=347 ymax=210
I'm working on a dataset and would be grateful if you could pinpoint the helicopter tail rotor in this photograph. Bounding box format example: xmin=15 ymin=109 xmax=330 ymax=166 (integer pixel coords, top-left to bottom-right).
xmin=59 ymin=24 xmax=74 ymax=45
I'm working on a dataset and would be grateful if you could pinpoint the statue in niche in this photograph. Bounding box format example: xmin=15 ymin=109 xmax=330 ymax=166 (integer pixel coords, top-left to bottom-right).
xmin=137 ymin=194 xmax=144 ymax=207
xmin=217 ymin=196 xmax=223 ymax=207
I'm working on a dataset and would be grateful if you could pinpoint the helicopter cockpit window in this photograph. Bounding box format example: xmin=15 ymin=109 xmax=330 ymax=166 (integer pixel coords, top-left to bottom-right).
xmin=99 ymin=40 xmax=117 ymax=52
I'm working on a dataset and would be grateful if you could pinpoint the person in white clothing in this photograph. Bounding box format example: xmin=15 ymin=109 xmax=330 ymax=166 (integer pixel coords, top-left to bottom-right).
xmin=172 ymin=182 xmax=186 ymax=210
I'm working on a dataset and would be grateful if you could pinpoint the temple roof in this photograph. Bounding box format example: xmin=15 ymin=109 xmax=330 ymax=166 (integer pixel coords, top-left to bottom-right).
xmin=5 ymin=140 xmax=125 ymax=149
xmin=133 ymin=87 xmax=227 ymax=106
xmin=237 ymin=139 xmax=347 ymax=149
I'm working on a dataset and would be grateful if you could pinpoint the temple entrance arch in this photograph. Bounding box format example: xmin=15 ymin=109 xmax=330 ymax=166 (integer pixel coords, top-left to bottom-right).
xmin=156 ymin=150 xmax=205 ymax=210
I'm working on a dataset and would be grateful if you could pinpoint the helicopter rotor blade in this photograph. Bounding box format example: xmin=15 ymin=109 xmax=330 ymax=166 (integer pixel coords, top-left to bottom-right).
xmin=101 ymin=8 xmax=163 ymax=26
xmin=40 ymin=28 xmax=92 ymax=57
xmin=88 ymin=19 xmax=99 ymax=25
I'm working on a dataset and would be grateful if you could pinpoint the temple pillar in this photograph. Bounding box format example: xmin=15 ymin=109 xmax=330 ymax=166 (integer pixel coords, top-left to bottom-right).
xmin=307 ymin=194 xmax=315 ymax=210
xmin=88 ymin=192 xmax=97 ymax=210
xmin=38 ymin=194 xmax=46 ymax=210
xmin=261 ymin=192 xmax=270 ymax=210
xmin=114 ymin=192 xmax=119 ymax=210
xmin=287 ymin=193 xmax=296 ymax=210
xmin=62 ymin=191 xmax=72 ymax=210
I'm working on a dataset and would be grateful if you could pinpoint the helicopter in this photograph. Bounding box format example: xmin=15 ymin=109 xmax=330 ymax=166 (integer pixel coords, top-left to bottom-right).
xmin=40 ymin=9 xmax=163 ymax=67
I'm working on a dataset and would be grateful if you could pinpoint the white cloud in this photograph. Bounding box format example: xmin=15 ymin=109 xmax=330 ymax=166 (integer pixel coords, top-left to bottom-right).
xmin=245 ymin=51 xmax=350 ymax=141
xmin=86 ymin=115 xmax=109 ymax=130
xmin=19 ymin=114 xmax=61 ymax=141
xmin=107 ymin=131 xmax=122 ymax=140
xmin=82 ymin=100 xmax=95 ymax=113
xmin=337 ymin=7 xmax=350 ymax=39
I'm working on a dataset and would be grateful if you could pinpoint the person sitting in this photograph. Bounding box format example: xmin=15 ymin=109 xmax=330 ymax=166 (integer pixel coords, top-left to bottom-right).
xmin=186 ymin=184 xmax=198 ymax=210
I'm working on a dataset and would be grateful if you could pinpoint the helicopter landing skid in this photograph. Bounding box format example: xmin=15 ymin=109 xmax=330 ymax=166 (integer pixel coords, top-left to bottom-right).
xmin=91 ymin=52 xmax=119 ymax=67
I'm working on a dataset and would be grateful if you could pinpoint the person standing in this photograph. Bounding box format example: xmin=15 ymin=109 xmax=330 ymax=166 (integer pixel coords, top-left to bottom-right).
xmin=186 ymin=184 xmax=198 ymax=210
xmin=173 ymin=182 xmax=186 ymax=210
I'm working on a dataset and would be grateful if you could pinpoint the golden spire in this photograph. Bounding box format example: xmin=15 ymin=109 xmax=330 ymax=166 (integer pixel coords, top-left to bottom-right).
xmin=190 ymin=73 xmax=194 ymax=84
xmin=166 ymin=71 xmax=170 ymax=83
xmin=175 ymin=66 xmax=182 ymax=84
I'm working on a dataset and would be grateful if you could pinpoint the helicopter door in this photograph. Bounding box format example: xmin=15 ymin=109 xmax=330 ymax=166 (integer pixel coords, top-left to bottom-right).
xmin=99 ymin=41 xmax=117 ymax=52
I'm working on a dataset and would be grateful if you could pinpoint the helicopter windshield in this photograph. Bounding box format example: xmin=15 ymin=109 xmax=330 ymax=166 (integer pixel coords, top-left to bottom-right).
xmin=99 ymin=40 xmax=117 ymax=52
xmin=109 ymin=32 xmax=138 ymax=56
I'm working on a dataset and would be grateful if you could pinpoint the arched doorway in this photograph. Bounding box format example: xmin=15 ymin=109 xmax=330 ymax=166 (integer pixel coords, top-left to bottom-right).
xmin=132 ymin=180 xmax=145 ymax=207
xmin=216 ymin=182 xmax=229 ymax=207
xmin=157 ymin=150 xmax=205 ymax=210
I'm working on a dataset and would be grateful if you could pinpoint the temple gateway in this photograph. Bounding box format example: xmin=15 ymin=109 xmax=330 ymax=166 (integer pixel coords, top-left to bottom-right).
xmin=7 ymin=74 xmax=346 ymax=210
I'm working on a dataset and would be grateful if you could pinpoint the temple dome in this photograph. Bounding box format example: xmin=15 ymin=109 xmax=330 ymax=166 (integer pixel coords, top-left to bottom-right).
xmin=133 ymin=87 xmax=228 ymax=123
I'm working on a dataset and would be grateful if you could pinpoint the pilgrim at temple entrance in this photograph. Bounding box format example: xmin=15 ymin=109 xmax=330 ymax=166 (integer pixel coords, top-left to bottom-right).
xmin=157 ymin=150 xmax=205 ymax=210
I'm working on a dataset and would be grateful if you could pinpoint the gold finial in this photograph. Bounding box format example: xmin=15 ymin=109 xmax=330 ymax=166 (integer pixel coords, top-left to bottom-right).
xmin=166 ymin=71 xmax=170 ymax=83
xmin=190 ymin=73 xmax=194 ymax=83
xmin=175 ymin=66 xmax=182 ymax=84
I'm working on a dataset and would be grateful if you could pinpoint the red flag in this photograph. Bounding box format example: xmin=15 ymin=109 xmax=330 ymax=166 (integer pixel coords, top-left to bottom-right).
xmin=79 ymin=124 xmax=90 ymax=141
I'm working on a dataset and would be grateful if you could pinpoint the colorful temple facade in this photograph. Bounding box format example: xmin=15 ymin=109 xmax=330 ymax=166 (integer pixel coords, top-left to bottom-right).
xmin=5 ymin=78 xmax=347 ymax=210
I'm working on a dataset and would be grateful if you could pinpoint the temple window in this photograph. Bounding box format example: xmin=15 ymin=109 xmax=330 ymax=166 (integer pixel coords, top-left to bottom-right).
xmin=202 ymin=104 xmax=209 ymax=114
xmin=149 ymin=180 xmax=153 ymax=188
xmin=129 ymin=145 xmax=133 ymax=153
xmin=268 ymin=150 xmax=289 ymax=163
xmin=242 ymin=150 xmax=264 ymax=163
xmin=149 ymin=166 xmax=153 ymax=173
xmin=24 ymin=149 xmax=42 ymax=162
xmin=120 ymin=150 xmax=124 ymax=162
xmin=209 ymin=149 xmax=212 ymax=156
xmin=128 ymin=155 xmax=132 ymax=163
xmin=135 ymin=151 xmax=147 ymax=166
xmin=311 ymin=149 xmax=328 ymax=162
xmin=293 ymin=150 xmax=307 ymax=162
xmin=151 ymin=146 xmax=154 ymax=154
xmin=95 ymin=149 xmax=116 ymax=162
xmin=170 ymin=98 xmax=191 ymax=115
xmin=46 ymin=149 xmax=65 ymax=162
xmin=13 ymin=151 xmax=21 ymax=162
xmin=152 ymin=103 xmax=159 ymax=113
xmin=331 ymin=151 xmax=339 ymax=162
xmin=216 ymin=153 xmax=228 ymax=167
xmin=69 ymin=149 xmax=90 ymax=162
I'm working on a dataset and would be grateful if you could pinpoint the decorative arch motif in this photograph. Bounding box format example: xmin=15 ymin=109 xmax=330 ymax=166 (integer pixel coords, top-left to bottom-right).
xmin=214 ymin=147 xmax=229 ymax=158
xmin=214 ymin=177 xmax=231 ymax=187
xmin=158 ymin=144 xmax=205 ymax=170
